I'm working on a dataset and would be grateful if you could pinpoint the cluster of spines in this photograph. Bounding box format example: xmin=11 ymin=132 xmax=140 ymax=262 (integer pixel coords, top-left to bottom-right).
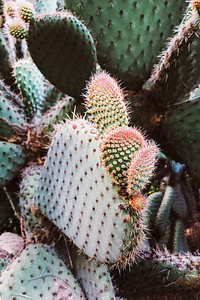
xmin=100 ymin=126 xmax=147 ymax=186
xmin=85 ymin=72 xmax=129 ymax=136
xmin=3 ymin=0 xmax=35 ymax=40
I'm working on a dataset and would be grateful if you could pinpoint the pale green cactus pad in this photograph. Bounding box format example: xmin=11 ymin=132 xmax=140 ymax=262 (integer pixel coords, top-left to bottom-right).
xmin=35 ymin=118 xmax=146 ymax=266
xmin=0 ymin=243 xmax=86 ymax=299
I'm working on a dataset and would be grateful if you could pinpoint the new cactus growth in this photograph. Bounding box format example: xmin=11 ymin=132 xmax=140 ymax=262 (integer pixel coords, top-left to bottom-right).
xmin=85 ymin=72 xmax=129 ymax=136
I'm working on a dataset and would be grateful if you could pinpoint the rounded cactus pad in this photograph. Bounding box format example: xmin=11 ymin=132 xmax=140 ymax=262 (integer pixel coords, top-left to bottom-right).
xmin=0 ymin=243 xmax=86 ymax=299
xmin=100 ymin=126 xmax=147 ymax=186
xmin=27 ymin=12 xmax=97 ymax=97
xmin=35 ymin=118 xmax=146 ymax=266
xmin=85 ymin=72 xmax=129 ymax=136
xmin=13 ymin=57 xmax=46 ymax=119
xmin=65 ymin=0 xmax=187 ymax=90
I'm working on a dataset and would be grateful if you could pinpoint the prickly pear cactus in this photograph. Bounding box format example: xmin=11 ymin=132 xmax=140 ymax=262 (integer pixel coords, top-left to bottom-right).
xmin=65 ymin=0 xmax=187 ymax=90
xmin=0 ymin=0 xmax=200 ymax=299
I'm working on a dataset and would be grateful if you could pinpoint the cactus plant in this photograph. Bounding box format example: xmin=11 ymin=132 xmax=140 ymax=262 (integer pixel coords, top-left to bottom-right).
xmin=0 ymin=0 xmax=200 ymax=299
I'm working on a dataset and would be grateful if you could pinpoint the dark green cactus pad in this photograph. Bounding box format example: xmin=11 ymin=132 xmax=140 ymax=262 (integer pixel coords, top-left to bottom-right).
xmin=13 ymin=58 xmax=46 ymax=119
xmin=0 ymin=141 xmax=26 ymax=187
xmin=0 ymin=243 xmax=86 ymax=299
xmin=144 ymin=14 xmax=200 ymax=107
xmin=27 ymin=12 xmax=97 ymax=97
xmin=65 ymin=0 xmax=187 ymax=90
xmin=159 ymin=98 xmax=200 ymax=181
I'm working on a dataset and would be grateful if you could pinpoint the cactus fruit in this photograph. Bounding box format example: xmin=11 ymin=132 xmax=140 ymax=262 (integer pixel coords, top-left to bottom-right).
xmin=65 ymin=0 xmax=187 ymax=90
xmin=13 ymin=57 xmax=46 ymax=118
xmin=0 ymin=141 xmax=26 ymax=187
xmin=0 ymin=243 xmax=86 ymax=299
xmin=5 ymin=18 xmax=28 ymax=40
xmin=85 ymin=72 xmax=129 ymax=136
xmin=27 ymin=12 xmax=97 ymax=97
xmin=35 ymin=118 xmax=147 ymax=266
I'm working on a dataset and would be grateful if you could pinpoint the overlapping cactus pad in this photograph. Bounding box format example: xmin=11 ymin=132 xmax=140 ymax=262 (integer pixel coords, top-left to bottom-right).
xmin=35 ymin=118 xmax=147 ymax=266
xmin=0 ymin=243 xmax=86 ymax=299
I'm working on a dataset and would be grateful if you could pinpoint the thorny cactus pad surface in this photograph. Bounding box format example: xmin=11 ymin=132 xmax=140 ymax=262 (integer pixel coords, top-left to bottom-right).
xmin=65 ymin=0 xmax=187 ymax=90
xmin=13 ymin=57 xmax=46 ymax=118
xmin=85 ymin=72 xmax=129 ymax=136
xmin=100 ymin=126 xmax=147 ymax=186
xmin=0 ymin=243 xmax=86 ymax=299
xmin=35 ymin=119 xmax=147 ymax=266
xmin=0 ymin=0 xmax=200 ymax=298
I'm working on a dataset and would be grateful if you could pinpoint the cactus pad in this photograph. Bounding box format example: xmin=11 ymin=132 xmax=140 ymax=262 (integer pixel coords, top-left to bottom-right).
xmin=85 ymin=72 xmax=129 ymax=136
xmin=35 ymin=119 xmax=146 ymax=266
xmin=65 ymin=0 xmax=187 ymax=90
xmin=13 ymin=57 xmax=46 ymax=118
xmin=28 ymin=12 xmax=97 ymax=97
xmin=100 ymin=126 xmax=147 ymax=186
xmin=0 ymin=243 xmax=86 ymax=299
